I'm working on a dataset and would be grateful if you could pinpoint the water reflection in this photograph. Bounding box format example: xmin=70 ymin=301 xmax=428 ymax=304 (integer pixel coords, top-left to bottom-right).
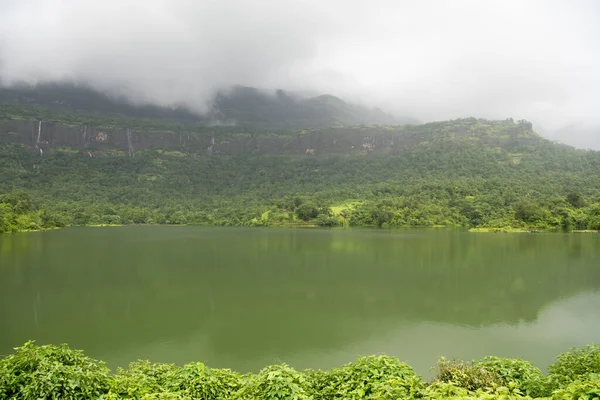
xmin=1 ymin=227 xmax=599 ymax=375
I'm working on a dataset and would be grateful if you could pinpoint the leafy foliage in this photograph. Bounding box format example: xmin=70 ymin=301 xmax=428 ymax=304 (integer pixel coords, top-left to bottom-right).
xmin=1 ymin=342 xmax=600 ymax=399
xmin=234 ymin=364 xmax=312 ymax=400
xmin=108 ymin=361 xmax=180 ymax=398
xmin=1 ymin=134 xmax=600 ymax=232
xmin=434 ymin=357 xmax=500 ymax=392
xmin=473 ymin=357 xmax=550 ymax=397
xmin=434 ymin=356 xmax=551 ymax=397
xmin=552 ymin=374 xmax=600 ymax=400
xmin=0 ymin=341 xmax=110 ymax=399
xmin=0 ymin=190 xmax=67 ymax=233
xmin=548 ymin=344 xmax=600 ymax=388
xmin=174 ymin=362 xmax=242 ymax=400
xmin=309 ymin=356 xmax=424 ymax=399
xmin=295 ymin=203 xmax=319 ymax=221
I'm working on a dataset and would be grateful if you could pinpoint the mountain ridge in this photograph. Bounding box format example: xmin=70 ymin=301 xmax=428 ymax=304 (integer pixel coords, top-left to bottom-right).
xmin=1 ymin=83 xmax=599 ymax=233
xmin=0 ymin=82 xmax=402 ymax=129
xmin=0 ymin=114 xmax=546 ymax=157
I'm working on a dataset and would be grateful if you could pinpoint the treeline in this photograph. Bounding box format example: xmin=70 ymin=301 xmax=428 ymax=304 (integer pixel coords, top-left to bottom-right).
xmin=1 ymin=341 xmax=599 ymax=399
xmin=0 ymin=190 xmax=66 ymax=233
xmin=1 ymin=134 xmax=600 ymax=232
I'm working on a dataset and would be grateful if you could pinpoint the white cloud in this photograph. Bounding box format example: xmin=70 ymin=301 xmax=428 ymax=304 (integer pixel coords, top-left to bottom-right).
xmin=1 ymin=0 xmax=599 ymax=145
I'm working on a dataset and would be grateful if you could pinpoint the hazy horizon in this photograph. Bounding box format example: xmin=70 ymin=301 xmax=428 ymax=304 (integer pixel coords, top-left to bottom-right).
xmin=1 ymin=0 xmax=599 ymax=148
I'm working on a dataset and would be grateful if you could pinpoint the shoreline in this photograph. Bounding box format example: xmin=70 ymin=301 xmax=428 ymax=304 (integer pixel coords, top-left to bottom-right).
xmin=469 ymin=227 xmax=599 ymax=233
xmin=4 ymin=223 xmax=599 ymax=234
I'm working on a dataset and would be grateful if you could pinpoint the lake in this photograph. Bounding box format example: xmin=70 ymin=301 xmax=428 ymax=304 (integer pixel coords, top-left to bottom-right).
xmin=1 ymin=227 xmax=599 ymax=376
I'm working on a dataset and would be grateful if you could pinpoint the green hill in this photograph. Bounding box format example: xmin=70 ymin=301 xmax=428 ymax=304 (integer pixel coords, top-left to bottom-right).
xmin=0 ymin=87 xmax=599 ymax=233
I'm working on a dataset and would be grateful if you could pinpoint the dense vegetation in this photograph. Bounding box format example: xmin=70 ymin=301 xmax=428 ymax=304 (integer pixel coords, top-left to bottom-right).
xmin=1 ymin=86 xmax=600 ymax=233
xmin=1 ymin=132 xmax=600 ymax=233
xmin=1 ymin=342 xmax=599 ymax=399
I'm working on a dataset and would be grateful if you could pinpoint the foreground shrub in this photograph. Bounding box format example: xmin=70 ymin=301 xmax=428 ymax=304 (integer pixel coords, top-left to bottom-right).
xmin=108 ymin=360 xmax=180 ymax=398
xmin=424 ymin=381 xmax=533 ymax=399
xmin=107 ymin=361 xmax=242 ymax=399
xmin=0 ymin=341 xmax=110 ymax=399
xmin=434 ymin=356 xmax=550 ymax=397
xmin=233 ymin=364 xmax=312 ymax=400
xmin=2 ymin=342 xmax=600 ymax=399
xmin=423 ymin=381 xmax=472 ymax=398
xmin=434 ymin=357 xmax=499 ymax=392
xmin=103 ymin=391 xmax=190 ymax=400
xmin=474 ymin=357 xmax=550 ymax=397
xmin=551 ymin=373 xmax=600 ymax=400
xmin=173 ymin=362 xmax=242 ymax=399
xmin=548 ymin=344 xmax=600 ymax=388
xmin=311 ymin=355 xmax=424 ymax=399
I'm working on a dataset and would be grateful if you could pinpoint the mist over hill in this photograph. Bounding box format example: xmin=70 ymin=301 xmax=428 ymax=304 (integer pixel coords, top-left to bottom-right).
xmin=549 ymin=124 xmax=600 ymax=150
xmin=0 ymin=83 xmax=403 ymax=129
xmin=4 ymin=82 xmax=598 ymax=150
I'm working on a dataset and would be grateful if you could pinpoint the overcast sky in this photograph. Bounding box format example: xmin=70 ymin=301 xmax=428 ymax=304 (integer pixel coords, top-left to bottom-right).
xmin=1 ymin=0 xmax=599 ymax=146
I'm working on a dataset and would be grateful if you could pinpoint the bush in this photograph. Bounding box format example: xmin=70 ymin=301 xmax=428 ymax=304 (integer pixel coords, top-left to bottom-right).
xmin=173 ymin=362 xmax=242 ymax=399
xmin=422 ymin=381 xmax=474 ymax=399
xmin=434 ymin=356 xmax=551 ymax=397
xmin=473 ymin=357 xmax=550 ymax=397
xmin=109 ymin=360 xmax=180 ymax=398
xmin=0 ymin=341 xmax=110 ymax=399
xmin=434 ymin=357 xmax=498 ymax=392
xmin=100 ymin=214 xmax=122 ymax=225
xmin=424 ymin=381 xmax=531 ymax=399
xmin=549 ymin=344 xmax=600 ymax=388
xmin=552 ymin=373 xmax=600 ymax=400
xmin=315 ymin=214 xmax=338 ymax=227
xmin=2 ymin=342 xmax=600 ymax=399
xmin=295 ymin=203 xmax=319 ymax=221
xmin=107 ymin=361 xmax=243 ymax=399
xmin=311 ymin=355 xmax=423 ymax=399
xmin=233 ymin=364 xmax=312 ymax=400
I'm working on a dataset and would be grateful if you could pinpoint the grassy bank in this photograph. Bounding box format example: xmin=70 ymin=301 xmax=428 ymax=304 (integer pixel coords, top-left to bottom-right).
xmin=1 ymin=342 xmax=599 ymax=399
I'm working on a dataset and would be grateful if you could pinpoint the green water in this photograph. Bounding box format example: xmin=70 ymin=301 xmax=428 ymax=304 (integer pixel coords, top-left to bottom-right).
xmin=1 ymin=227 xmax=599 ymax=376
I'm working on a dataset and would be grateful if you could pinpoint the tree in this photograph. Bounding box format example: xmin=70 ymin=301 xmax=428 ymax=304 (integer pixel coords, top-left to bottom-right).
xmin=0 ymin=190 xmax=31 ymax=213
xmin=515 ymin=201 xmax=542 ymax=224
xmin=567 ymin=192 xmax=585 ymax=208
xmin=0 ymin=203 xmax=15 ymax=233
xmin=295 ymin=203 xmax=319 ymax=221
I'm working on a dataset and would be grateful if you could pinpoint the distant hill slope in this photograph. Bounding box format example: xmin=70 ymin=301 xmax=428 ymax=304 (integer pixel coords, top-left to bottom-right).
xmin=0 ymin=107 xmax=545 ymax=157
xmin=0 ymin=83 xmax=399 ymax=128
xmin=210 ymin=86 xmax=399 ymax=128
xmin=1 ymin=84 xmax=599 ymax=233
xmin=550 ymin=123 xmax=600 ymax=150
xmin=1 ymin=101 xmax=599 ymax=232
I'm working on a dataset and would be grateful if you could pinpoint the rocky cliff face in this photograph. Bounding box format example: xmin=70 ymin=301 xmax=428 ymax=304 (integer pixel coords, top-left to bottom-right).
xmin=0 ymin=118 xmax=542 ymax=157
xmin=0 ymin=119 xmax=399 ymax=156
xmin=0 ymin=120 xmax=198 ymax=155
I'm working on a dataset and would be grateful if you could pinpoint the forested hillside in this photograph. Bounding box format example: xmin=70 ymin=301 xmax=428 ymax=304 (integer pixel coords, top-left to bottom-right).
xmin=1 ymin=86 xmax=600 ymax=233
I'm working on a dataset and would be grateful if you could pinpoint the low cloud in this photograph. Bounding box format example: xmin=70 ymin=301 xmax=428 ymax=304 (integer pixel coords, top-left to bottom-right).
xmin=1 ymin=0 xmax=599 ymax=145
